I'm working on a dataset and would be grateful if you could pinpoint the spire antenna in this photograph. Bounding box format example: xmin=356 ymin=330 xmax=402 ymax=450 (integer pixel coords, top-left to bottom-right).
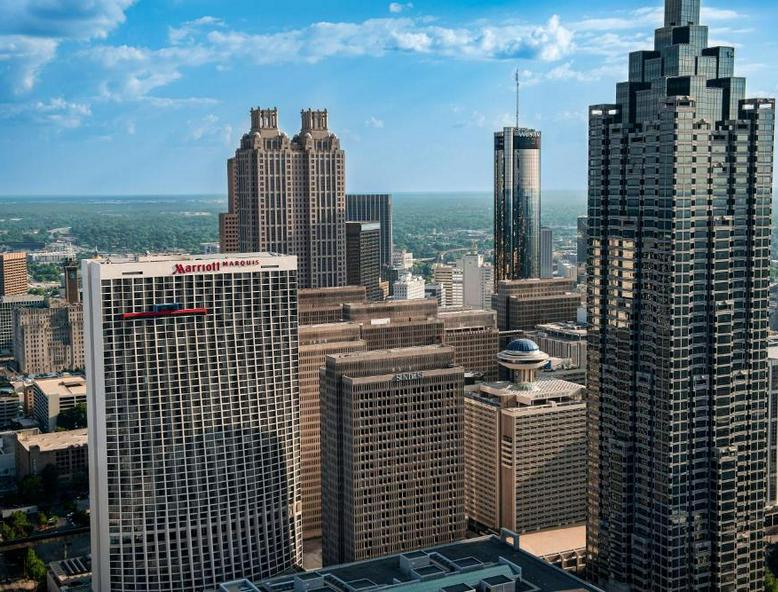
xmin=515 ymin=68 xmax=520 ymax=128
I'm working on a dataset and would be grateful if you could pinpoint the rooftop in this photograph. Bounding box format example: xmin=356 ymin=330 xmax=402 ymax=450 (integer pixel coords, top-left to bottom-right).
xmin=17 ymin=428 xmax=87 ymax=452
xmin=241 ymin=534 xmax=601 ymax=592
xmin=468 ymin=379 xmax=585 ymax=408
xmin=519 ymin=525 xmax=587 ymax=558
xmin=32 ymin=375 xmax=86 ymax=397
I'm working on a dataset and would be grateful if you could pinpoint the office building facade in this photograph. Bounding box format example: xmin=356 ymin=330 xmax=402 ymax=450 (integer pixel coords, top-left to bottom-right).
xmin=587 ymin=1 xmax=774 ymax=589
xmin=393 ymin=272 xmax=425 ymax=300
xmin=346 ymin=222 xmax=382 ymax=301
xmin=345 ymin=194 xmax=393 ymax=276
xmin=494 ymin=127 xmax=541 ymax=283
xmin=540 ymin=227 xmax=553 ymax=279
xmin=14 ymin=303 xmax=84 ymax=375
xmin=0 ymin=294 xmax=44 ymax=352
xmin=462 ymin=253 xmax=494 ymax=310
xmin=439 ymin=309 xmax=500 ymax=380
xmin=31 ymin=376 xmax=87 ymax=433
xmin=0 ymin=253 xmax=28 ymax=297
xmin=83 ymin=254 xmax=303 ymax=591
xmin=320 ymin=345 xmax=465 ymax=565
xmin=298 ymin=286 xmax=367 ymax=326
xmin=576 ymin=216 xmax=588 ymax=270
xmin=492 ymin=278 xmax=580 ymax=332
xmin=342 ymin=299 xmax=443 ymax=351
xmin=465 ymin=339 xmax=586 ymax=534
xmin=298 ymin=323 xmax=366 ymax=539
xmin=219 ymin=108 xmax=346 ymax=288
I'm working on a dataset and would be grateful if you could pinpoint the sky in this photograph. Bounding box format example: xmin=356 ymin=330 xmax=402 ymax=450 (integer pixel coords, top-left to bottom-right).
xmin=0 ymin=0 xmax=777 ymax=196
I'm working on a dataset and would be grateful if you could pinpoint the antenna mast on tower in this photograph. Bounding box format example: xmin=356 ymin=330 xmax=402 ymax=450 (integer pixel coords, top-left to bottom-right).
xmin=515 ymin=68 xmax=520 ymax=128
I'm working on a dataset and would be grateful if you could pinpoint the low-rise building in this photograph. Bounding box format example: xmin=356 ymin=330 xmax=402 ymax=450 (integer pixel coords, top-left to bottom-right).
xmin=15 ymin=428 xmax=88 ymax=482
xmin=222 ymin=532 xmax=602 ymax=592
xmin=46 ymin=555 xmax=92 ymax=592
xmin=31 ymin=375 xmax=87 ymax=432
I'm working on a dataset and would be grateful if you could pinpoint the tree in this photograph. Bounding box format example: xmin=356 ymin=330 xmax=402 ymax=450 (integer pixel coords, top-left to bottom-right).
xmin=18 ymin=475 xmax=43 ymax=503
xmin=23 ymin=548 xmax=46 ymax=581
xmin=40 ymin=464 xmax=60 ymax=500
xmin=57 ymin=403 xmax=87 ymax=430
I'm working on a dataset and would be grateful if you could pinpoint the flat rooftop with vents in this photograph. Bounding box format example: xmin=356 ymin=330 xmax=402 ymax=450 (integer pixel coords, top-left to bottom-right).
xmin=220 ymin=532 xmax=602 ymax=592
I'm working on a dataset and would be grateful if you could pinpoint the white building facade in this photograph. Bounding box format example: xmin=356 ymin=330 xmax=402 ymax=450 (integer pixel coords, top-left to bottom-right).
xmin=83 ymin=253 xmax=303 ymax=592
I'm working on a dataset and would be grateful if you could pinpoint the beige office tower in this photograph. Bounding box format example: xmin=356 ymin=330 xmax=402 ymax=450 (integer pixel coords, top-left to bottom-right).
xmin=0 ymin=253 xmax=28 ymax=296
xmin=439 ymin=309 xmax=500 ymax=380
xmin=320 ymin=345 xmax=465 ymax=565
xmin=465 ymin=338 xmax=586 ymax=534
xmin=83 ymin=253 xmax=302 ymax=592
xmin=219 ymin=108 xmax=346 ymax=289
xmin=298 ymin=286 xmax=367 ymax=325
xmin=298 ymin=323 xmax=366 ymax=539
xmin=13 ymin=302 xmax=84 ymax=375
xmin=342 ymin=299 xmax=443 ymax=350
xmin=492 ymin=278 xmax=581 ymax=331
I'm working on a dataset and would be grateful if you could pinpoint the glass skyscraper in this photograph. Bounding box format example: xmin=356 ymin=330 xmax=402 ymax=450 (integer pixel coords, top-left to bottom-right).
xmin=586 ymin=0 xmax=775 ymax=590
xmin=494 ymin=127 xmax=541 ymax=283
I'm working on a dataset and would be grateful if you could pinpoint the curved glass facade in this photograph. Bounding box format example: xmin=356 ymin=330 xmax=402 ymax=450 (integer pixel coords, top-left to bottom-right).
xmin=494 ymin=127 xmax=541 ymax=284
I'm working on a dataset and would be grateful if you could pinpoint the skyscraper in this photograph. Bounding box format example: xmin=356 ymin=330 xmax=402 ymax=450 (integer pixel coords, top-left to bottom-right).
xmin=220 ymin=108 xmax=346 ymax=289
xmin=494 ymin=125 xmax=541 ymax=283
xmin=346 ymin=194 xmax=393 ymax=276
xmin=576 ymin=216 xmax=587 ymax=270
xmin=83 ymin=254 xmax=303 ymax=591
xmin=465 ymin=339 xmax=586 ymax=534
xmin=0 ymin=253 xmax=28 ymax=296
xmin=540 ymin=227 xmax=553 ymax=279
xmin=587 ymin=1 xmax=774 ymax=590
xmin=345 ymin=221 xmax=382 ymax=301
xmin=298 ymin=323 xmax=366 ymax=539
xmin=320 ymin=345 xmax=465 ymax=565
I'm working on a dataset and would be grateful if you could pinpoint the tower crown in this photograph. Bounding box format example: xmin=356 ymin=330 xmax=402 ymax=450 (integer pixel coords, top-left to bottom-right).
xmin=301 ymin=109 xmax=328 ymax=132
xmin=250 ymin=107 xmax=278 ymax=132
xmin=664 ymin=0 xmax=700 ymax=27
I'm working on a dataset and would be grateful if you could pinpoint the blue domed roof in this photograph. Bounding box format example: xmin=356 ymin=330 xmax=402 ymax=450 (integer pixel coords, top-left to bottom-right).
xmin=505 ymin=338 xmax=540 ymax=353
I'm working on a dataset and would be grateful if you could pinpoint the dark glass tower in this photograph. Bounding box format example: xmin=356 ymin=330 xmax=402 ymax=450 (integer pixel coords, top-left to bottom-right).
xmin=586 ymin=0 xmax=775 ymax=590
xmin=494 ymin=127 xmax=541 ymax=283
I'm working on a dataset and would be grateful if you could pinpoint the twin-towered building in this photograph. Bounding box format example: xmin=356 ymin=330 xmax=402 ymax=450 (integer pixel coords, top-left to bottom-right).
xmin=220 ymin=108 xmax=347 ymax=289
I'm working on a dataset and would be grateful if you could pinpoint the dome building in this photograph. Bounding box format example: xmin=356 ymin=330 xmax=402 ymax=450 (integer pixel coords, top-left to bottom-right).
xmin=464 ymin=338 xmax=587 ymax=551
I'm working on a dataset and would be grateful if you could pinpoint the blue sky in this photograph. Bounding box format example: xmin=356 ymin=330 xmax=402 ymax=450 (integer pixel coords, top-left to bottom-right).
xmin=1 ymin=0 xmax=777 ymax=195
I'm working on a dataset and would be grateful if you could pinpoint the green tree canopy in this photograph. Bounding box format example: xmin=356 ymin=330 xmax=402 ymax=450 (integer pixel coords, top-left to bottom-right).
xmin=57 ymin=403 xmax=87 ymax=430
xmin=23 ymin=548 xmax=46 ymax=581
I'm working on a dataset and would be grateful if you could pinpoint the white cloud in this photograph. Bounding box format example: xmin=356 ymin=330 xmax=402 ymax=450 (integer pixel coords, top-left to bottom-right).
xmin=188 ymin=113 xmax=232 ymax=145
xmin=389 ymin=2 xmax=413 ymax=14
xmin=0 ymin=35 xmax=57 ymax=94
xmin=0 ymin=96 xmax=91 ymax=128
xmin=365 ymin=116 xmax=384 ymax=128
xmin=84 ymin=13 xmax=575 ymax=101
xmin=0 ymin=0 xmax=135 ymax=93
